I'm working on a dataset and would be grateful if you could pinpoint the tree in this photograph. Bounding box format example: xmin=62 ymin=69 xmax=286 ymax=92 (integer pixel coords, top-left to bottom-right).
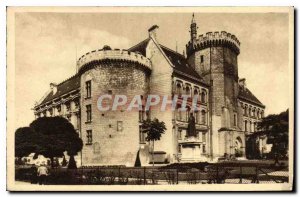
xmin=28 ymin=117 xmax=83 ymax=168
xmin=257 ymin=109 xmax=289 ymax=159
xmin=61 ymin=156 xmax=68 ymax=167
xmin=142 ymin=118 xmax=166 ymax=166
xmin=15 ymin=127 xmax=38 ymax=159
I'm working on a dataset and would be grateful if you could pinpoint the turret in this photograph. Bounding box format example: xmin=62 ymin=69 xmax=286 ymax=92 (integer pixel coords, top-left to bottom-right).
xmin=190 ymin=13 xmax=197 ymax=43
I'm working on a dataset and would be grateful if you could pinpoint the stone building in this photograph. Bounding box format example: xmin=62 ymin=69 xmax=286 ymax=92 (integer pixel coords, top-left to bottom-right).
xmin=33 ymin=15 xmax=265 ymax=166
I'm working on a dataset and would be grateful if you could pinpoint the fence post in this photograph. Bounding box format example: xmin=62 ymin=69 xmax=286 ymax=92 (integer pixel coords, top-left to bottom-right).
xmin=239 ymin=165 xmax=242 ymax=183
xmin=144 ymin=167 xmax=146 ymax=185
xmin=176 ymin=169 xmax=179 ymax=184
xmin=216 ymin=165 xmax=219 ymax=183
xmin=256 ymin=165 xmax=259 ymax=183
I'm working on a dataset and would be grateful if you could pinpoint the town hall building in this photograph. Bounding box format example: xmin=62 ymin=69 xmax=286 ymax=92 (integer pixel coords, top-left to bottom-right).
xmin=33 ymin=15 xmax=265 ymax=166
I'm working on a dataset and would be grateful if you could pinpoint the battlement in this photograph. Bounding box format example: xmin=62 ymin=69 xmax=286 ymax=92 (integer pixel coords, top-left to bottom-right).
xmin=186 ymin=31 xmax=240 ymax=56
xmin=77 ymin=48 xmax=152 ymax=73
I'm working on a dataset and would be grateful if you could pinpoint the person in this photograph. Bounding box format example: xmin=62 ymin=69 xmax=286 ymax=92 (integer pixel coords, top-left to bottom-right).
xmin=37 ymin=163 xmax=49 ymax=185
xmin=274 ymin=152 xmax=280 ymax=166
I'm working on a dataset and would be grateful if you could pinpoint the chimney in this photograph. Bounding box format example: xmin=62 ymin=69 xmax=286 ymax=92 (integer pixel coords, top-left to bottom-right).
xmin=148 ymin=25 xmax=159 ymax=40
xmin=50 ymin=83 xmax=58 ymax=94
xmin=239 ymin=78 xmax=246 ymax=88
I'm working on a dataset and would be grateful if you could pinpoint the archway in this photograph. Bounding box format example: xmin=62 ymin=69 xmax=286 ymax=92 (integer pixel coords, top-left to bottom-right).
xmin=234 ymin=137 xmax=243 ymax=157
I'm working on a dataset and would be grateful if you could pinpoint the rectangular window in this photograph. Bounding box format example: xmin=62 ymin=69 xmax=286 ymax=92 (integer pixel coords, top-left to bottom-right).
xmin=178 ymin=145 xmax=182 ymax=154
xmin=117 ymin=121 xmax=123 ymax=132
xmin=86 ymin=80 xmax=91 ymax=98
xmin=86 ymin=130 xmax=92 ymax=144
xmin=200 ymin=55 xmax=204 ymax=63
xmin=139 ymin=126 xmax=146 ymax=143
xmin=233 ymin=113 xmax=237 ymax=126
xmin=86 ymin=105 xmax=92 ymax=122
xmin=178 ymin=130 xmax=182 ymax=140
xmin=203 ymin=145 xmax=206 ymax=153
xmin=139 ymin=106 xmax=145 ymax=122
xmin=202 ymin=132 xmax=206 ymax=143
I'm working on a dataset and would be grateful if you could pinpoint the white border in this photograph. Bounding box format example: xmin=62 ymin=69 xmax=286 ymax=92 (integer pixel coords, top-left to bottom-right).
xmin=1 ymin=0 xmax=298 ymax=196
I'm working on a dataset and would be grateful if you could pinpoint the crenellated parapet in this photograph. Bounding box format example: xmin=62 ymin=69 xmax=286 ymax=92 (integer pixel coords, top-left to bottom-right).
xmin=186 ymin=31 xmax=240 ymax=56
xmin=77 ymin=48 xmax=151 ymax=74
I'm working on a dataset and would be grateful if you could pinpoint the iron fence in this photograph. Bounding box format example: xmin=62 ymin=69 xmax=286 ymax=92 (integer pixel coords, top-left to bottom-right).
xmin=15 ymin=162 xmax=289 ymax=185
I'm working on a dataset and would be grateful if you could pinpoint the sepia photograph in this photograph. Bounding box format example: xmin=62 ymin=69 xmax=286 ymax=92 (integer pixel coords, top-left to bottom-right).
xmin=6 ymin=6 xmax=294 ymax=191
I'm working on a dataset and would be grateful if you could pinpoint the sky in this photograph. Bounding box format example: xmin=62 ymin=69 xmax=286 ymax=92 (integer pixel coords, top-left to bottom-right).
xmin=14 ymin=11 xmax=290 ymax=129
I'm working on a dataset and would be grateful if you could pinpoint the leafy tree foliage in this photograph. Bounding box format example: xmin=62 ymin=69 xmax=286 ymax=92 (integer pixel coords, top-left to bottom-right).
xmin=15 ymin=117 xmax=83 ymax=168
xmin=257 ymin=109 xmax=289 ymax=158
xmin=15 ymin=127 xmax=38 ymax=158
xmin=142 ymin=118 xmax=166 ymax=166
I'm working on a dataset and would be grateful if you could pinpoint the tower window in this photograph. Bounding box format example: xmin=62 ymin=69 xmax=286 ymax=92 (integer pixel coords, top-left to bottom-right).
xmin=86 ymin=80 xmax=91 ymax=98
xmin=117 ymin=121 xmax=123 ymax=132
xmin=200 ymin=55 xmax=204 ymax=63
xmin=233 ymin=114 xmax=237 ymax=126
xmin=86 ymin=130 xmax=93 ymax=145
xmin=86 ymin=105 xmax=92 ymax=122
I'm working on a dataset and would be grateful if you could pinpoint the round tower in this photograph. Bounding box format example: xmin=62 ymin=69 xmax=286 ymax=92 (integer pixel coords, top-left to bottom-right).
xmin=77 ymin=47 xmax=151 ymax=166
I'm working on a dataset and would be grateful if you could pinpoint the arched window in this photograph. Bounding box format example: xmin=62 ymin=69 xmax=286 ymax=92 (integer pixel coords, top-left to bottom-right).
xmin=185 ymin=86 xmax=191 ymax=96
xmin=176 ymin=83 xmax=182 ymax=95
xmin=244 ymin=120 xmax=248 ymax=131
xmin=248 ymin=108 xmax=251 ymax=117
xmin=194 ymin=89 xmax=199 ymax=101
xmin=244 ymin=105 xmax=248 ymax=116
xmin=201 ymin=91 xmax=206 ymax=103
xmin=201 ymin=110 xmax=206 ymax=124
xmin=249 ymin=121 xmax=252 ymax=132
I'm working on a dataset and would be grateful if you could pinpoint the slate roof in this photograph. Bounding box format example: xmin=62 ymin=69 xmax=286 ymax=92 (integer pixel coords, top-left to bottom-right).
xmin=128 ymin=38 xmax=208 ymax=86
xmin=39 ymin=74 xmax=80 ymax=105
xmin=238 ymin=86 xmax=265 ymax=108
xmin=128 ymin=38 xmax=150 ymax=56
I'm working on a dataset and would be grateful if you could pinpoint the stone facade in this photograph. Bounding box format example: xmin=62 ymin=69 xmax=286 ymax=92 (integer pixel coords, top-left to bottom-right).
xmin=33 ymin=15 xmax=265 ymax=166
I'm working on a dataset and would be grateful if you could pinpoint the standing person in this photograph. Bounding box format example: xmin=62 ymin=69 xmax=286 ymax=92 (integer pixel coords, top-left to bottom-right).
xmin=37 ymin=163 xmax=49 ymax=185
